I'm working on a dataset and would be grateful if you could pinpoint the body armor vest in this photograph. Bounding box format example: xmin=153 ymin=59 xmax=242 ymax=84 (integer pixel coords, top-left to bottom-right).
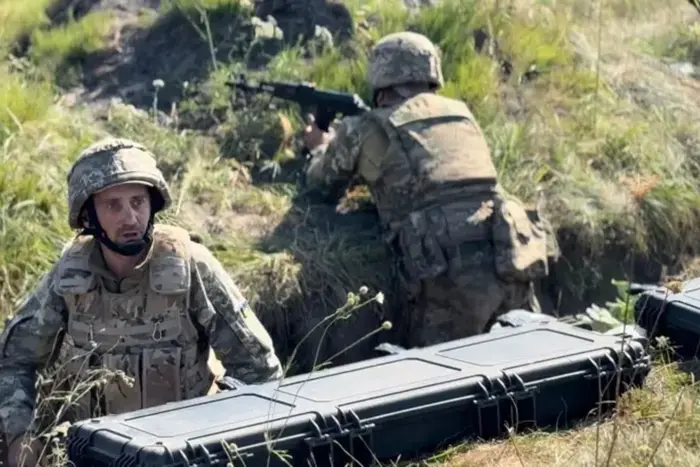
xmin=51 ymin=224 xmax=213 ymax=420
xmin=366 ymin=92 xmax=499 ymax=234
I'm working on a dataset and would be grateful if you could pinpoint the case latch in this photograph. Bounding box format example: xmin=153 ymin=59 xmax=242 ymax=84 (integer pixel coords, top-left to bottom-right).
xmin=303 ymin=417 xmax=334 ymax=448
xmin=209 ymin=441 xmax=254 ymax=465
xmin=584 ymin=354 xmax=619 ymax=382
xmin=304 ymin=410 xmax=375 ymax=465
xmin=304 ymin=416 xmax=345 ymax=465
xmin=339 ymin=408 xmax=376 ymax=463
xmin=474 ymin=379 xmax=502 ymax=438
xmin=500 ymin=372 xmax=538 ymax=431
xmin=342 ymin=408 xmax=375 ymax=438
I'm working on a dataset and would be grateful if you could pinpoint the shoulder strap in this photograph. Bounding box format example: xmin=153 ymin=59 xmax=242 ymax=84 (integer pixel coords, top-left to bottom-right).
xmin=388 ymin=93 xmax=475 ymax=127
xmin=54 ymin=235 xmax=96 ymax=295
xmin=149 ymin=224 xmax=192 ymax=295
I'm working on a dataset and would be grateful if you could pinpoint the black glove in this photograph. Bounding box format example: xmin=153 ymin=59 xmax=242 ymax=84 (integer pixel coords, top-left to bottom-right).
xmin=215 ymin=376 xmax=247 ymax=391
xmin=374 ymin=342 xmax=406 ymax=356
xmin=628 ymin=282 xmax=661 ymax=295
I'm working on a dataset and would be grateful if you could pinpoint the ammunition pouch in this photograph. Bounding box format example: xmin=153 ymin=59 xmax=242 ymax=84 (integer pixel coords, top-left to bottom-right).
xmin=394 ymin=210 xmax=448 ymax=284
xmin=491 ymin=195 xmax=553 ymax=283
xmin=391 ymin=200 xmax=494 ymax=287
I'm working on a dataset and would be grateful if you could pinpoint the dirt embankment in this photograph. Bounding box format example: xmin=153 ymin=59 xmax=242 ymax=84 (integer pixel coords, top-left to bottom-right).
xmin=11 ymin=0 xmax=700 ymax=373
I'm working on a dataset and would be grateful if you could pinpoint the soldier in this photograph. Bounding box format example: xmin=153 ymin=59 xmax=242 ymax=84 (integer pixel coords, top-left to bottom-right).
xmin=302 ymin=31 xmax=554 ymax=349
xmin=0 ymin=138 xmax=283 ymax=467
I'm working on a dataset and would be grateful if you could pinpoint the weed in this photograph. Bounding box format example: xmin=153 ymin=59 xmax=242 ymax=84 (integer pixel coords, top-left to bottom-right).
xmin=28 ymin=11 xmax=115 ymax=67
xmin=1 ymin=0 xmax=700 ymax=464
xmin=0 ymin=0 xmax=54 ymax=51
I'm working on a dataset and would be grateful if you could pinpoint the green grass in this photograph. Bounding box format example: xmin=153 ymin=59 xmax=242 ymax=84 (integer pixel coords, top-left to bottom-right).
xmin=0 ymin=0 xmax=696 ymax=363
xmin=209 ymin=0 xmax=700 ymax=300
xmin=0 ymin=67 xmax=54 ymax=141
xmin=1 ymin=0 xmax=700 ymax=464
xmin=28 ymin=10 xmax=115 ymax=67
xmin=0 ymin=63 xmax=85 ymax=314
xmin=0 ymin=0 xmax=54 ymax=51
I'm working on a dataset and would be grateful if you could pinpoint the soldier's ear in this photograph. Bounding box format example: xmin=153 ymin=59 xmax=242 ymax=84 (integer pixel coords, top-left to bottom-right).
xmin=78 ymin=197 xmax=98 ymax=230
xmin=79 ymin=209 xmax=90 ymax=229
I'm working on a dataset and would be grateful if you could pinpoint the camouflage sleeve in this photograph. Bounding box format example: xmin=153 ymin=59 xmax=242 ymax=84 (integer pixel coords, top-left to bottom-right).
xmin=188 ymin=242 xmax=283 ymax=384
xmin=305 ymin=115 xmax=366 ymax=201
xmin=0 ymin=266 xmax=67 ymax=445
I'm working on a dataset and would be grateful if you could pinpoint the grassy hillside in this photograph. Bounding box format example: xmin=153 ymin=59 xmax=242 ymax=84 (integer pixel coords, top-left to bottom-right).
xmin=2 ymin=0 xmax=700 ymax=464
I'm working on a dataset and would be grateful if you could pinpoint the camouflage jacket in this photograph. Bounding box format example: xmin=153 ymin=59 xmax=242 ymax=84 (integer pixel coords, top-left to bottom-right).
xmin=305 ymin=92 xmax=553 ymax=285
xmin=0 ymin=224 xmax=283 ymax=445
xmin=305 ymin=92 xmax=499 ymax=234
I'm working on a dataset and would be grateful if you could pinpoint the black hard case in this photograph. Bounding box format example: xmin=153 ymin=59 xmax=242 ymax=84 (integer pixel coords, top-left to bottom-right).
xmin=634 ymin=277 xmax=700 ymax=358
xmin=66 ymin=321 xmax=651 ymax=467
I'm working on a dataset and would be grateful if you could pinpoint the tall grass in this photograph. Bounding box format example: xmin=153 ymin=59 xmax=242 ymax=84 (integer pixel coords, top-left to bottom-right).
xmin=1 ymin=0 xmax=700 ymax=464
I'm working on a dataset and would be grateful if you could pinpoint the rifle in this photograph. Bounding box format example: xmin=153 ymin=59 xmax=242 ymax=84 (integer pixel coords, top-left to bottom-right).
xmin=225 ymin=73 xmax=371 ymax=132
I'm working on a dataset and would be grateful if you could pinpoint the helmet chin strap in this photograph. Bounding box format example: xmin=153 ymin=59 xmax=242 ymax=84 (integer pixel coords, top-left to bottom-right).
xmin=80 ymin=199 xmax=155 ymax=257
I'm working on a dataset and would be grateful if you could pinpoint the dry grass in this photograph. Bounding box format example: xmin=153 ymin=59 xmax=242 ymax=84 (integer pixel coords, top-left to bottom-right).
xmin=429 ymin=359 xmax=700 ymax=467
xmin=1 ymin=0 xmax=700 ymax=464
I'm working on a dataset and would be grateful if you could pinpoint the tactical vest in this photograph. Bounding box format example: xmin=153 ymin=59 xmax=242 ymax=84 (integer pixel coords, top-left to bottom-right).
xmin=365 ymin=92 xmax=499 ymax=232
xmin=362 ymin=93 xmax=550 ymax=286
xmin=50 ymin=224 xmax=214 ymax=420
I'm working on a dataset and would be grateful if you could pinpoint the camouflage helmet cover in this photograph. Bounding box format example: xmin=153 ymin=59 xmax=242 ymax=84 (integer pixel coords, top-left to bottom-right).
xmin=67 ymin=138 xmax=172 ymax=229
xmin=366 ymin=31 xmax=444 ymax=91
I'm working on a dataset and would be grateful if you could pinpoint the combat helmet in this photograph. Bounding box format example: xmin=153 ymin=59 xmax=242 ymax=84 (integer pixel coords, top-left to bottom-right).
xmin=66 ymin=137 xmax=171 ymax=256
xmin=366 ymin=31 xmax=444 ymax=92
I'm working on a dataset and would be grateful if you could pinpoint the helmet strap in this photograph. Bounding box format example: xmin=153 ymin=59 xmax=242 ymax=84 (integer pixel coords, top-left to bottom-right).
xmin=80 ymin=199 xmax=155 ymax=257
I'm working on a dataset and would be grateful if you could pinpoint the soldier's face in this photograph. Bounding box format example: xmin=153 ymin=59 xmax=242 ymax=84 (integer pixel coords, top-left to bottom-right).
xmin=93 ymin=183 xmax=152 ymax=244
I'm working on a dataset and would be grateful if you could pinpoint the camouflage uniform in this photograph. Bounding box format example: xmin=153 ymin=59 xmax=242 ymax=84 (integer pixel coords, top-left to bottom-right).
xmin=305 ymin=32 xmax=553 ymax=348
xmin=0 ymin=138 xmax=283 ymax=448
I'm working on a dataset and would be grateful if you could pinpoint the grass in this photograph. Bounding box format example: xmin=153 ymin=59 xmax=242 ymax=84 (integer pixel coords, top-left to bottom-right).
xmin=0 ymin=0 xmax=54 ymax=51
xmin=432 ymin=358 xmax=700 ymax=467
xmin=1 ymin=0 xmax=700 ymax=464
xmin=28 ymin=10 xmax=115 ymax=68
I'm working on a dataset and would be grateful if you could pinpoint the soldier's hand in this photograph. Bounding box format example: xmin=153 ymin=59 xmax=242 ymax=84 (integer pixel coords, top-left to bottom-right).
xmin=303 ymin=114 xmax=335 ymax=151
xmin=7 ymin=436 xmax=45 ymax=467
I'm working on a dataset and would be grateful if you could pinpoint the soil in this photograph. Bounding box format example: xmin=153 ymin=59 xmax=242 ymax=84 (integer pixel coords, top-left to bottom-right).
xmin=18 ymin=0 xmax=685 ymax=321
xmin=27 ymin=0 xmax=356 ymax=114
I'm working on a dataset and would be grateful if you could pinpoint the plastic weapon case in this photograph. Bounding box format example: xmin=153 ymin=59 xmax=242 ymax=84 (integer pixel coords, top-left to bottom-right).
xmin=634 ymin=276 xmax=700 ymax=358
xmin=65 ymin=320 xmax=652 ymax=467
